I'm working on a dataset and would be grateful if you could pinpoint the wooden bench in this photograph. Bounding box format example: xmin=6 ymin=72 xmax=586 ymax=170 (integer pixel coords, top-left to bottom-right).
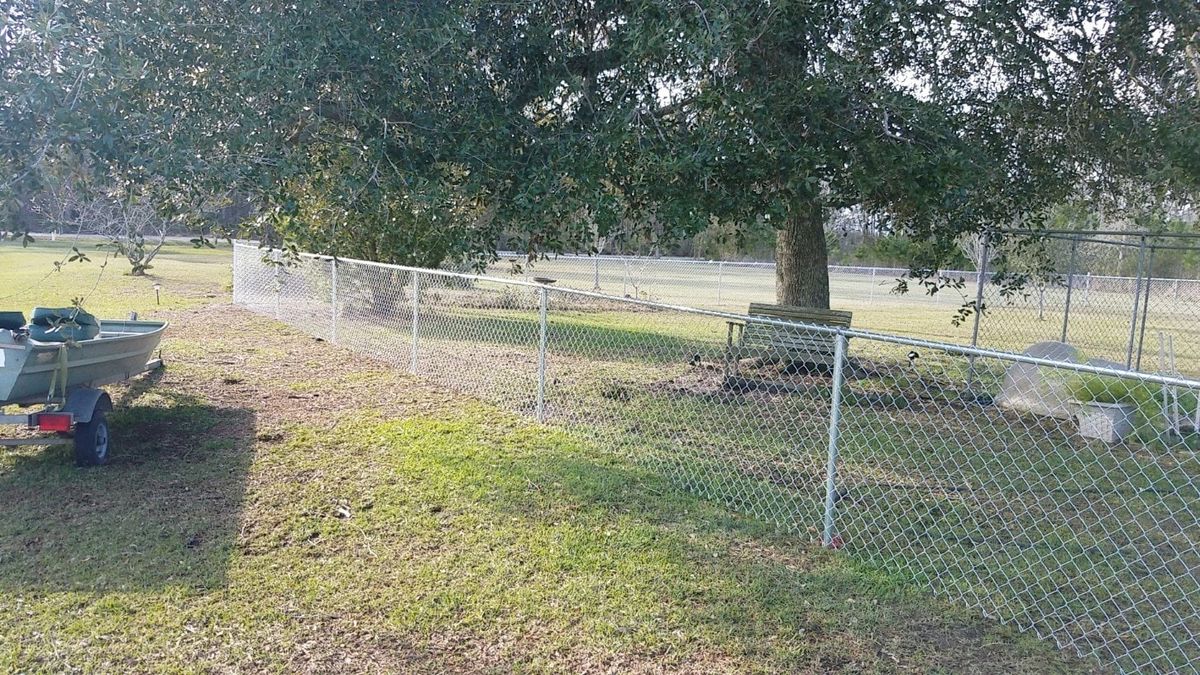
xmin=725 ymin=304 xmax=852 ymax=376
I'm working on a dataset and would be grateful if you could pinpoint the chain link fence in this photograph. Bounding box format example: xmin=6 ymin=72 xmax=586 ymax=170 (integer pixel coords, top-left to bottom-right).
xmin=487 ymin=244 xmax=1200 ymax=376
xmin=234 ymin=241 xmax=1200 ymax=672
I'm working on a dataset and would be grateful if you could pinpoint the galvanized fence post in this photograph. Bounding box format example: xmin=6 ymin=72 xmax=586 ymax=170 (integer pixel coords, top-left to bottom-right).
xmin=822 ymin=331 xmax=848 ymax=548
xmin=1135 ymin=246 xmax=1156 ymax=370
xmin=970 ymin=234 xmax=989 ymax=350
xmin=1126 ymin=236 xmax=1147 ymax=368
xmin=536 ymin=286 xmax=548 ymax=422
xmin=273 ymin=252 xmax=283 ymax=321
xmin=593 ymin=255 xmax=601 ymax=290
xmin=717 ymin=261 xmax=724 ymax=305
xmin=330 ymin=258 xmax=339 ymax=344
xmin=410 ymin=270 xmax=420 ymax=374
xmin=1060 ymin=237 xmax=1077 ymax=342
xmin=966 ymin=234 xmax=989 ymax=390
xmin=232 ymin=242 xmax=242 ymax=305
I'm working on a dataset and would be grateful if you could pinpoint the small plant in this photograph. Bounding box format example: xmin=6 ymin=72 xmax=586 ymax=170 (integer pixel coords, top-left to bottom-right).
xmin=1068 ymin=374 xmax=1198 ymax=413
xmin=1068 ymin=373 xmax=1199 ymax=440
xmin=1066 ymin=374 xmax=1155 ymax=408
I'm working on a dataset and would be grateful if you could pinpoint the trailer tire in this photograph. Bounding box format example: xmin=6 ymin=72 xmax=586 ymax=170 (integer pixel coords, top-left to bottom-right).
xmin=74 ymin=410 xmax=110 ymax=467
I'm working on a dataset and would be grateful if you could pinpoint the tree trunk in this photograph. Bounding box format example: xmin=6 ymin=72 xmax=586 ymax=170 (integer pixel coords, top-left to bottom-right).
xmin=775 ymin=207 xmax=830 ymax=309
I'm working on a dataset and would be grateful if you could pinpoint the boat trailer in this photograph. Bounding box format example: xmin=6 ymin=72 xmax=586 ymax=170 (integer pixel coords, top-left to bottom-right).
xmin=1 ymin=315 xmax=167 ymax=466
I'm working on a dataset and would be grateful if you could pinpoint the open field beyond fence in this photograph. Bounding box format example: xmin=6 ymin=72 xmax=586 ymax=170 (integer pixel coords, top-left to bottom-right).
xmin=490 ymin=253 xmax=1200 ymax=376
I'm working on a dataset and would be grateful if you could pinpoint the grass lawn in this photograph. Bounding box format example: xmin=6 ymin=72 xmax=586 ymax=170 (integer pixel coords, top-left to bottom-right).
xmin=256 ymin=258 xmax=1196 ymax=670
xmin=0 ymin=239 xmax=233 ymax=318
xmin=378 ymin=288 xmax=1195 ymax=671
xmin=0 ymin=242 xmax=1093 ymax=672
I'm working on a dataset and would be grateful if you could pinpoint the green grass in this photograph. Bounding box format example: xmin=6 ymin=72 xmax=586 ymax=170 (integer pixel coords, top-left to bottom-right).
xmin=324 ymin=293 xmax=1192 ymax=671
xmin=0 ymin=399 xmax=1068 ymax=671
xmin=0 ymin=241 xmax=1095 ymax=670
xmin=238 ymin=249 xmax=1199 ymax=670
xmin=0 ymin=239 xmax=232 ymax=318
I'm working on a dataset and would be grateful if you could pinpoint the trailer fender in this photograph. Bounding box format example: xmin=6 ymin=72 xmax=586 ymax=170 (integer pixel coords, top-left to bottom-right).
xmin=62 ymin=389 xmax=113 ymax=425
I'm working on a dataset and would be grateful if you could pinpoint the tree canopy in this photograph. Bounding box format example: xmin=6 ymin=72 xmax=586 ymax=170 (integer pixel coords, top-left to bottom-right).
xmin=2 ymin=1 xmax=1197 ymax=305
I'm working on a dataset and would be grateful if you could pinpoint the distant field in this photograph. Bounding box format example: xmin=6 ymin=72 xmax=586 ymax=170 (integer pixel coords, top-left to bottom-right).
xmin=5 ymin=241 xmax=1195 ymax=372
xmin=492 ymin=254 xmax=1200 ymax=375
xmin=0 ymin=240 xmax=233 ymax=318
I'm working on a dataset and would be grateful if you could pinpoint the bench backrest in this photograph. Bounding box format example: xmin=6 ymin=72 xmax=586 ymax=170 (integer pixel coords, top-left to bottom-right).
xmin=747 ymin=303 xmax=852 ymax=328
xmin=738 ymin=304 xmax=852 ymax=366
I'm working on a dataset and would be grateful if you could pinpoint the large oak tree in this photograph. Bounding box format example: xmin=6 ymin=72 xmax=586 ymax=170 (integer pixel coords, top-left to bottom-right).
xmin=3 ymin=1 xmax=1196 ymax=306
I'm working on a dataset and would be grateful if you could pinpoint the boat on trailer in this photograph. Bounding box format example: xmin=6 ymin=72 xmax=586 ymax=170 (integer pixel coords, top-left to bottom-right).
xmin=1 ymin=312 xmax=167 ymax=466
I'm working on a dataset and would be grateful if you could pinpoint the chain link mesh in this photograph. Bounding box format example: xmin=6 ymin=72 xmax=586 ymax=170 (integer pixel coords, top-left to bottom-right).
xmin=234 ymin=242 xmax=1200 ymax=671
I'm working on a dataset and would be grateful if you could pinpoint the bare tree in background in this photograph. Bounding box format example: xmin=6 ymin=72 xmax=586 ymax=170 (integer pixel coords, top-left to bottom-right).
xmin=958 ymin=233 xmax=997 ymax=273
xmin=31 ymin=174 xmax=169 ymax=275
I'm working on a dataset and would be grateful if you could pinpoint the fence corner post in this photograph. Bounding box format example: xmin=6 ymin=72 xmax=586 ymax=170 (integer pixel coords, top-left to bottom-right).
xmin=410 ymin=270 xmax=420 ymax=374
xmin=1060 ymin=237 xmax=1078 ymax=343
xmin=1135 ymin=245 xmax=1156 ymax=371
xmin=536 ymin=285 xmax=549 ymax=422
xmin=822 ymin=330 xmax=848 ymax=549
xmin=1126 ymin=236 xmax=1147 ymax=369
xmin=970 ymin=233 xmax=989 ymax=349
xmin=273 ymin=252 xmax=283 ymax=321
xmin=231 ymin=242 xmax=242 ymax=306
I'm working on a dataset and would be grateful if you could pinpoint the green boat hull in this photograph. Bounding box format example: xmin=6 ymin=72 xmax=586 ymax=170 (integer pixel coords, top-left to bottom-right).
xmin=0 ymin=320 xmax=167 ymax=405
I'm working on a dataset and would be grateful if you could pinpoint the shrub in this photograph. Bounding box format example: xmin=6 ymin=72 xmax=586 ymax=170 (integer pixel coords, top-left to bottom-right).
xmin=1068 ymin=373 xmax=1199 ymax=437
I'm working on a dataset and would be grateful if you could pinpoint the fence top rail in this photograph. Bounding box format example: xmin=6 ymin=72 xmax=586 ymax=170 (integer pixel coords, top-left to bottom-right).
xmin=233 ymin=241 xmax=1200 ymax=389
xmin=994 ymin=226 xmax=1200 ymax=241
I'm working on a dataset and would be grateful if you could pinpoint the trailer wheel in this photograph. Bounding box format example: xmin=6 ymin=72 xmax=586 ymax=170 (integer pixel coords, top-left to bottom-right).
xmin=74 ymin=410 xmax=110 ymax=467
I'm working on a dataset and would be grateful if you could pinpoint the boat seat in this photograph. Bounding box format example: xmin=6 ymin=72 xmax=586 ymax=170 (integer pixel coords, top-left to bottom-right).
xmin=0 ymin=312 xmax=25 ymax=331
xmin=31 ymin=307 xmax=99 ymax=327
xmin=27 ymin=307 xmax=101 ymax=342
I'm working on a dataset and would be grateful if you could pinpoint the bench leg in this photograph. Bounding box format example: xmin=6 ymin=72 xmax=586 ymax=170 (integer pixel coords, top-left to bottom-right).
xmin=724 ymin=323 xmax=734 ymax=379
xmin=724 ymin=323 xmax=747 ymax=380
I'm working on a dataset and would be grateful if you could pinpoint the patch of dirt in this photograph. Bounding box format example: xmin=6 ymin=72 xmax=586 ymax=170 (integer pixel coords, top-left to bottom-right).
xmin=114 ymin=304 xmax=460 ymax=431
xmin=646 ymin=366 xmax=830 ymax=411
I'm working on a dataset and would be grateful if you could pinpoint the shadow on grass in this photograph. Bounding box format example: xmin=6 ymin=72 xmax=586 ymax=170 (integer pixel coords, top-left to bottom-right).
xmin=545 ymin=381 xmax=1185 ymax=669
xmin=359 ymin=413 xmax=1085 ymax=672
xmin=411 ymin=309 xmax=722 ymax=365
xmin=0 ymin=371 xmax=254 ymax=591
